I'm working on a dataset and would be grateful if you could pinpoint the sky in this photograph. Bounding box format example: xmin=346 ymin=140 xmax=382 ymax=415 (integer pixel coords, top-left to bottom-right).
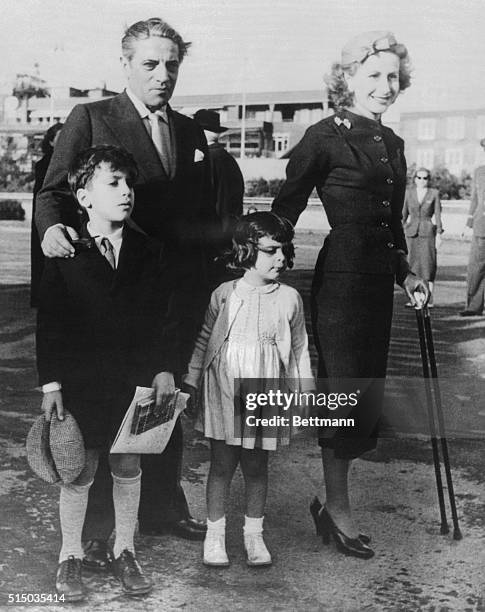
xmin=0 ymin=0 xmax=484 ymax=113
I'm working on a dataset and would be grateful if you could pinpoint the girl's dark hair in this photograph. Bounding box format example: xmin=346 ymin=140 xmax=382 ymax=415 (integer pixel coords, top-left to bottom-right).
xmin=227 ymin=211 xmax=295 ymax=270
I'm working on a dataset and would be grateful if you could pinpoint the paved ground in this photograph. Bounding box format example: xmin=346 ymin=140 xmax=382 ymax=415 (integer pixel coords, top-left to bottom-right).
xmin=0 ymin=221 xmax=484 ymax=611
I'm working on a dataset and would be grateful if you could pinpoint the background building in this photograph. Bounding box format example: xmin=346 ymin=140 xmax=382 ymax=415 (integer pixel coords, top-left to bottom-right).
xmin=400 ymin=106 xmax=485 ymax=174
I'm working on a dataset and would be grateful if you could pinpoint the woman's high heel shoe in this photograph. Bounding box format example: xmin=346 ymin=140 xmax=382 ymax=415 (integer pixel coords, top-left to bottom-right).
xmin=309 ymin=497 xmax=371 ymax=545
xmin=319 ymin=506 xmax=375 ymax=559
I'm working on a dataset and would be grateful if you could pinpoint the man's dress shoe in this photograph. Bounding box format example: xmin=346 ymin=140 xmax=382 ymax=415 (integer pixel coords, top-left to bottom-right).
xmin=460 ymin=310 xmax=483 ymax=317
xmin=140 ymin=517 xmax=207 ymax=540
xmin=82 ymin=539 xmax=113 ymax=572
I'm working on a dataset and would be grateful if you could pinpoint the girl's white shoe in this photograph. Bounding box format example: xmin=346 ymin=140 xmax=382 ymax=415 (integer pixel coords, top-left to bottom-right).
xmin=203 ymin=533 xmax=229 ymax=567
xmin=244 ymin=533 xmax=272 ymax=566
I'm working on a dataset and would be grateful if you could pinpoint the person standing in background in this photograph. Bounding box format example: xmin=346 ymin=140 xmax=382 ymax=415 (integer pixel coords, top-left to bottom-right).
xmin=30 ymin=122 xmax=63 ymax=307
xmin=402 ymin=167 xmax=443 ymax=307
xmin=194 ymin=109 xmax=244 ymax=242
xmin=461 ymin=138 xmax=485 ymax=316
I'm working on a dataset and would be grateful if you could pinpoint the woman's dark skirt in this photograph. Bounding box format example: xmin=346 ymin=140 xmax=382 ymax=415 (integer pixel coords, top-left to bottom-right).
xmin=311 ymin=260 xmax=395 ymax=459
xmin=406 ymin=235 xmax=437 ymax=281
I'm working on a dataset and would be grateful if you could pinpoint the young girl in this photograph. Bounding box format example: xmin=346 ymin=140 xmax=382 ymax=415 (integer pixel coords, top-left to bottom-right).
xmin=184 ymin=212 xmax=313 ymax=567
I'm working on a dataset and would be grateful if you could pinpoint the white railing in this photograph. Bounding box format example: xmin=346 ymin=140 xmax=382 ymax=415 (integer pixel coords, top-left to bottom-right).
xmin=0 ymin=193 xmax=471 ymax=238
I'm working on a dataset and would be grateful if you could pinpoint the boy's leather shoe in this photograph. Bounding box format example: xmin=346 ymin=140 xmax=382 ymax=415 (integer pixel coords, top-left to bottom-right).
xmin=82 ymin=539 xmax=113 ymax=572
xmin=113 ymin=549 xmax=153 ymax=596
xmin=56 ymin=556 xmax=86 ymax=602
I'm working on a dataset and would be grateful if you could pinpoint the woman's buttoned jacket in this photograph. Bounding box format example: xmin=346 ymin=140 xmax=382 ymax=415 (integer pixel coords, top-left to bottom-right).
xmin=185 ymin=280 xmax=313 ymax=391
xmin=402 ymin=187 xmax=442 ymax=237
xmin=272 ymin=110 xmax=408 ymax=283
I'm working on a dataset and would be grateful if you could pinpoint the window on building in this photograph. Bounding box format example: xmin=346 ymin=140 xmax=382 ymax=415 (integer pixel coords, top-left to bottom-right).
xmin=416 ymin=148 xmax=434 ymax=169
xmin=273 ymin=133 xmax=290 ymax=154
xmin=417 ymin=118 xmax=436 ymax=140
xmin=446 ymin=116 xmax=465 ymax=140
xmin=475 ymin=145 xmax=485 ymax=166
xmin=444 ymin=148 xmax=464 ymax=175
xmin=477 ymin=115 xmax=485 ymax=138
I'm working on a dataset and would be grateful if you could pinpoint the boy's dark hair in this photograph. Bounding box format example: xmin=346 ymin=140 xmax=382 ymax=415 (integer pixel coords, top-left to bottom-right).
xmin=67 ymin=145 xmax=139 ymax=194
xmin=228 ymin=211 xmax=295 ymax=270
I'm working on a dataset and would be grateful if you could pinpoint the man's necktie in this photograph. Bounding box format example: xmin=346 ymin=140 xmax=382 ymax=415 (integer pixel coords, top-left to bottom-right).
xmin=148 ymin=111 xmax=173 ymax=177
xmin=100 ymin=237 xmax=116 ymax=269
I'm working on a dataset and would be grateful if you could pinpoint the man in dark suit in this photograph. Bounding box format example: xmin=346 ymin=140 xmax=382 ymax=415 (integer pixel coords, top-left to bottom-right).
xmin=461 ymin=138 xmax=485 ymax=316
xmin=35 ymin=18 xmax=213 ymax=569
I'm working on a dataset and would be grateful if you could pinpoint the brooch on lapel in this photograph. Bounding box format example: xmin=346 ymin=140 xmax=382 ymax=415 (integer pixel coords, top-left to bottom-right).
xmin=194 ymin=149 xmax=205 ymax=162
xmin=334 ymin=116 xmax=352 ymax=129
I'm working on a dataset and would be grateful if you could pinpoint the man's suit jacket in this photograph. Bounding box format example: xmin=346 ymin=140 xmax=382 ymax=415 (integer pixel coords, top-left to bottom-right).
xmin=469 ymin=165 xmax=485 ymax=237
xmin=402 ymin=187 xmax=442 ymax=238
xmin=36 ymin=225 xmax=181 ymax=446
xmin=36 ymin=91 xmax=215 ymax=251
xmin=35 ymin=91 xmax=218 ymax=364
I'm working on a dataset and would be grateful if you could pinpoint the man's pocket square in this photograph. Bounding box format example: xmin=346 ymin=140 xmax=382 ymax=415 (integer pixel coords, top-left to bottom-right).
xmin=194 ymin=149 xmax=205 ymax=162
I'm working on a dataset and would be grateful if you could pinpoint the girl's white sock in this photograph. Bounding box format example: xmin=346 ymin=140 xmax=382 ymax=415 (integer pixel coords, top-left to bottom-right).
xmin=59 ymin=481 xmax=92 ymax=562
xmin=207 ymin=516 xmax=226 ymax=534
xmin=243 ymin=515 xmax=264 ymax=535
xmin=112 ymin=471 xmax=141 ymax=559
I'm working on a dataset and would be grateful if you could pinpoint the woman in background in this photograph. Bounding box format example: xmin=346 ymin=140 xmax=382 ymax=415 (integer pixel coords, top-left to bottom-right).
xmin=403 ymin=168 xmax=443 ymax=306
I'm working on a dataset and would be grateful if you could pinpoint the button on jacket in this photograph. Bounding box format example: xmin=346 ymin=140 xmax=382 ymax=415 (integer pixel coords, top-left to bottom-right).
xmin=272 ymin=110 xmax=408 ymax=282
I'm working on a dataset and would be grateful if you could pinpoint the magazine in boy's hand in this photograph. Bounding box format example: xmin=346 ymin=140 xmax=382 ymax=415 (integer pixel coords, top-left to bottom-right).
xmin=110 ymin=386 xmax=188 ymax=454
xmin=130 ymin=395 xmax=176 ymax=435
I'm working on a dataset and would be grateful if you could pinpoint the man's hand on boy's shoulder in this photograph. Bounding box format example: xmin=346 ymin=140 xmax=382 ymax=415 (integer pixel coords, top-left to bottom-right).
xmin=41 ymin=225 xmax=79 ymax=258
xmin=42 ymin=390 xmax=65 ymax=421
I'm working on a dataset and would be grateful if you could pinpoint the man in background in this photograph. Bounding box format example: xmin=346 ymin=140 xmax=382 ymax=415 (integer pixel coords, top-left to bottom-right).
xmin=194 ymin=109 xmax=244 ymax=242
xmin=461 ymin=138 xmax=485 ymax=316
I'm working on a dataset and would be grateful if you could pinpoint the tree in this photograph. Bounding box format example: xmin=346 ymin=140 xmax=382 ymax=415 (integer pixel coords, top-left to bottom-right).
xmin=0 ymin=136 xmax=34 ymax=192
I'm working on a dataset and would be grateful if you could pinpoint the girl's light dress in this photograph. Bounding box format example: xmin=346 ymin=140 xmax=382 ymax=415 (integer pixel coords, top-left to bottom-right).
xmin=197 ymin=278 xmax=306 ymax=450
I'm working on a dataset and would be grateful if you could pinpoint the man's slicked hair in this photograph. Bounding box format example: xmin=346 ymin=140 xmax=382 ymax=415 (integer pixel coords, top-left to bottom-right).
xmin=121 ymin=18 xmax=191 ymax=62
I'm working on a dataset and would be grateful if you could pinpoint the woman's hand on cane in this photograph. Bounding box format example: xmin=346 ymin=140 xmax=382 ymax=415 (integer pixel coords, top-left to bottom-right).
xmin=403 ymin=273 xmax=429 ymax=309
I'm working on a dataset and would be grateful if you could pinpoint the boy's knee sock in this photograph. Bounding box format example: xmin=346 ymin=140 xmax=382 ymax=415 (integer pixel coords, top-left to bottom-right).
xmin=112 ymin=471 xmax=141 ymax=559
xmin=59 ymin=481 xmax=92 ymax=563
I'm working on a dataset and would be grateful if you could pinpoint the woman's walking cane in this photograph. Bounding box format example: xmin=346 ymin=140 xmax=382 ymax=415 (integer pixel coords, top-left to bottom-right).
xmin=414 ymin=299 xmax=462 ymax=540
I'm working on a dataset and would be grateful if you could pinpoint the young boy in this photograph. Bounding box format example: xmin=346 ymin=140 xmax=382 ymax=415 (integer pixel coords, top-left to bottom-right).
xmin=36 ymin=145 xmax=181 ymax=601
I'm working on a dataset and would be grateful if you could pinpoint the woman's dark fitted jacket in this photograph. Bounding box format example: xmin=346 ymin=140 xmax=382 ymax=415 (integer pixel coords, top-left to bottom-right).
xmin=272 ymin=111 xmax=408 ymax=283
